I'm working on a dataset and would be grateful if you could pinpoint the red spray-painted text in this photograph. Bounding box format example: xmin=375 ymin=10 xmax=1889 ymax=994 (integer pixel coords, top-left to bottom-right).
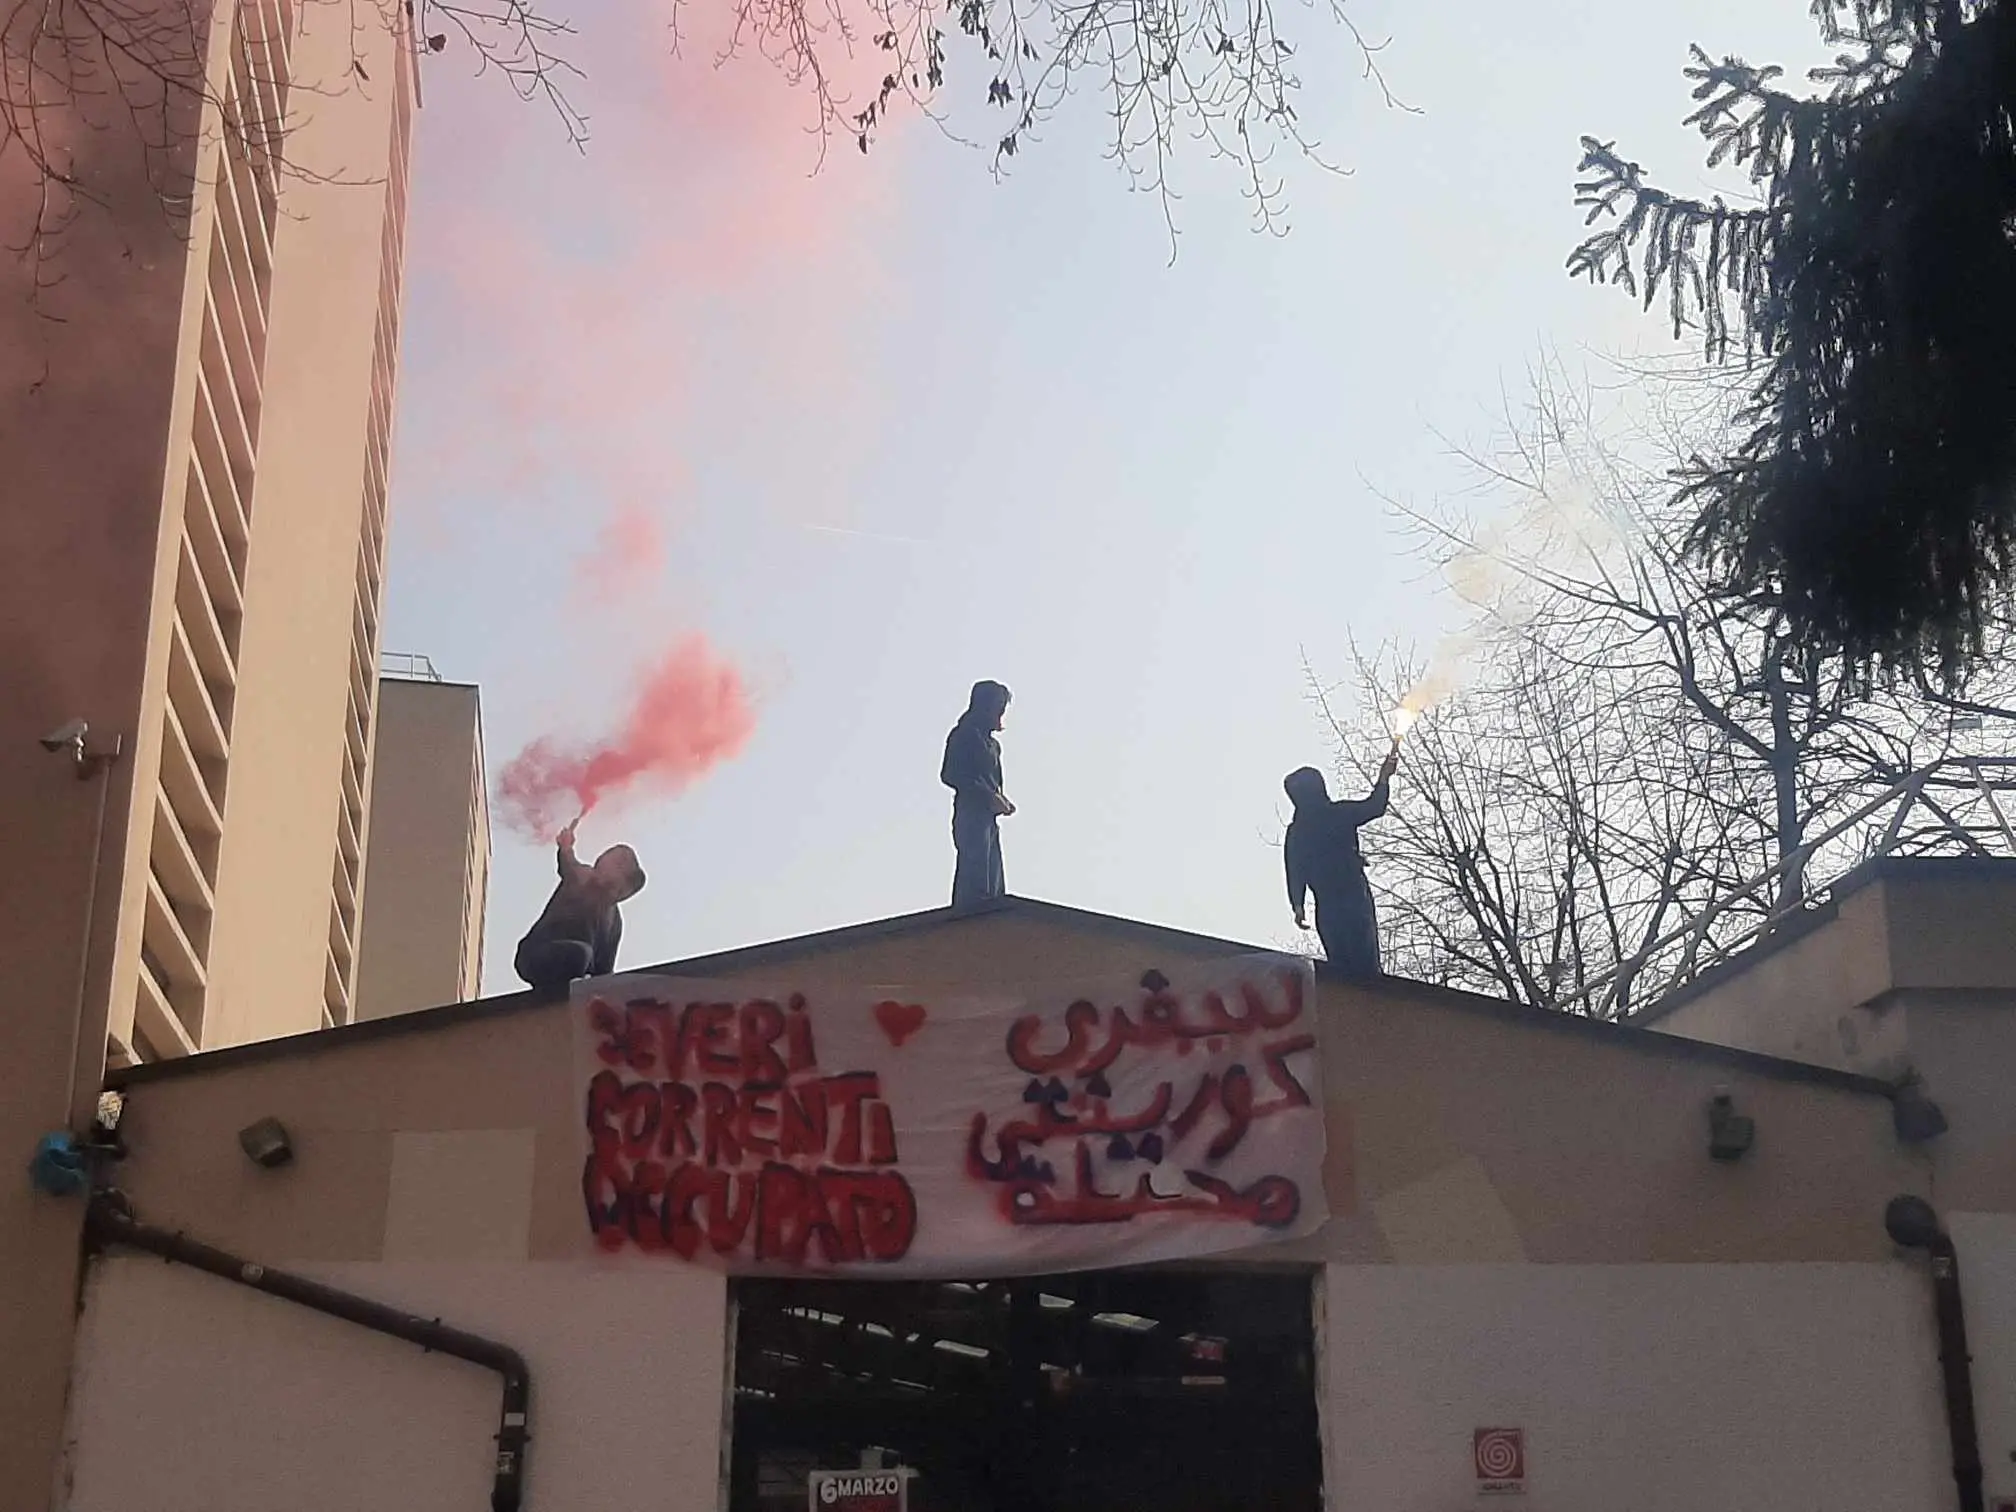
xmin=582 ymin=994 xmax=917 ymax=1265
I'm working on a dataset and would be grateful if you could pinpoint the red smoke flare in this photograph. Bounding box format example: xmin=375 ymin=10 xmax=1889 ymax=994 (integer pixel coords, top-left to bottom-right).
xmin=497 ymin=636 xmax=754 ymax=839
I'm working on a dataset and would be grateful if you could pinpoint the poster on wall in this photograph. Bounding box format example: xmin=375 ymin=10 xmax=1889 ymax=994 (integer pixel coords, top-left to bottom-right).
xmin=575 ymin=955 xmax=1326 ymax=1276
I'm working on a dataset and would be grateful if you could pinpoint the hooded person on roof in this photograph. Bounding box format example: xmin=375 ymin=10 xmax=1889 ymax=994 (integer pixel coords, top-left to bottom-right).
xmin=514 ymin=821 xmax=648 ymax=992
xmin=1283 ymin=746 xmax=1398 ymax=978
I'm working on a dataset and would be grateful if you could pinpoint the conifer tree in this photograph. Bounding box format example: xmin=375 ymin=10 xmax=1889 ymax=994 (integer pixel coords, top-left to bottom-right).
xmin=1571 ymin=1 xmax=2016 ymax=678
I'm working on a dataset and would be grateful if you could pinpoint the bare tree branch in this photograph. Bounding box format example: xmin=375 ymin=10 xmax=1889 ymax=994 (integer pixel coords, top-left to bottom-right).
xmin=1315 ymin=354 xmax=2016 ymax=1017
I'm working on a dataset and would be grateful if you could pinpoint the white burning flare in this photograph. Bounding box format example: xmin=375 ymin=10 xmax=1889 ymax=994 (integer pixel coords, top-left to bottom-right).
xmin=1386 ymin=703 xmax=1422 ymax=742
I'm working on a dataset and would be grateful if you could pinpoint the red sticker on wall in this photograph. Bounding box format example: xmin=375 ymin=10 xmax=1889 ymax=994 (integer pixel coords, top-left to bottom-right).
xmin=1473 ymin=1428 xmax=1525 ymax=1494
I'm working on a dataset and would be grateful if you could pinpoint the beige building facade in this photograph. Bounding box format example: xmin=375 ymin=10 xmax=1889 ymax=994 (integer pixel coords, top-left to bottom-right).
xmin=1 ymin=3 xmax=418 ymax=1504
xmin=25 ymin=879 xmax=2016 ymax=1512
xmin=1640 ymin=856 xmax=2016 ymax=1256
xmin=356 ymin=660 xmax=491 ymax=1020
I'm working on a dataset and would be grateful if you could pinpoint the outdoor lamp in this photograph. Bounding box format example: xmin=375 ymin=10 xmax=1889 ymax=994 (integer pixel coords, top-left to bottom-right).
xmin=238 ymin=1117 xmax=294 ymax=1169
xmin=1893 ymin=1078 xmax=1950 ymax=1145
xmin=1707 ymin=1089 xmax=1755 ymax=1162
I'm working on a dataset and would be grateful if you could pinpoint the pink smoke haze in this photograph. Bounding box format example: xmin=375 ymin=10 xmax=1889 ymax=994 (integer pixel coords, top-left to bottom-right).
xmin=400 ymin=0 xmax=903 ymax=561
xmin=572 ymin=500 xmax=667 ymax=604
xmin=403 ymin=2 xmax=911 ymax=843
xmin=496 ymin=636 xmax=757 ymax=840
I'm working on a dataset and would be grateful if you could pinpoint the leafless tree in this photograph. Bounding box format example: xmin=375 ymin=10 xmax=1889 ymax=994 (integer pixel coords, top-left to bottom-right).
xmin=1 ymin=0 xmax=1401 ymax=316
xmin=817 ymin=0 xmax=1408 ymax=230
xmin=1311 ymin=356 xmax=2016 ymax=1018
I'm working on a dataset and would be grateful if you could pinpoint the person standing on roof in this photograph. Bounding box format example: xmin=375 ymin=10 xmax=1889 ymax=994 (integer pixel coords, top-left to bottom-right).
xmin=942 ymin=680 xmax=1014 ymax=908
xmin=1284 ymin=746 xmax=1398 ymax=977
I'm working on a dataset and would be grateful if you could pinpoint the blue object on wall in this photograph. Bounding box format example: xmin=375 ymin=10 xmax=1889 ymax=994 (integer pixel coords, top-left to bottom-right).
xmin=28 ymin=1131 xmax=87 ymax=1197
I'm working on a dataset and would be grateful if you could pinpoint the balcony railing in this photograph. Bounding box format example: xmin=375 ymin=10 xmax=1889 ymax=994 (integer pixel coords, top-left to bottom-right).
xmin=380 ymin=650 xmax=442 ymax=682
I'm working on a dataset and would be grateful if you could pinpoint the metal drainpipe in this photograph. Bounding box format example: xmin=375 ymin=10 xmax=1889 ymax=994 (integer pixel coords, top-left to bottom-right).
xmin=1889 ymin=1195 xmax=1986 ymax=1512
xmin=85 ymin=1194 xmax=531 ymax=1512
xmin=1927 ymin=1228 xmax=1987 ymax=1512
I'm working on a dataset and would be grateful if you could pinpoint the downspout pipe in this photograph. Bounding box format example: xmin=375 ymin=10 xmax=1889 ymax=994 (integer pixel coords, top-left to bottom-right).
xmin=1885 ymin=1195 xmax=1984 ymax=1512
xmin=85 ymin=1194 xmax=531 ymax=1512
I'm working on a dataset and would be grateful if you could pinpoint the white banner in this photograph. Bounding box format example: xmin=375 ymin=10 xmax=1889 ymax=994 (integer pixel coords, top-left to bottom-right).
xmin=575 ymin=955 xmax=1325 ymax=1275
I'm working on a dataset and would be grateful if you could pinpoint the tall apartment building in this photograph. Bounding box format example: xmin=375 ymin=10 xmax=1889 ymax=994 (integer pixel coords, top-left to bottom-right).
xmin=356 ymin=654 xmax=493 ymax=1019
xmin=0 ymin=4 xmax=418 ymax=1505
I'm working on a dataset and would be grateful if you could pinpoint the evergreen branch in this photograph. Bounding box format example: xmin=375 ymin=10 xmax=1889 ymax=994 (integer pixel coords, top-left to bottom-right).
xmin=1568 ymin=0 xmax=2016 ymax=675
xmin=1567 ymin=137 xmax=1771 ymax=359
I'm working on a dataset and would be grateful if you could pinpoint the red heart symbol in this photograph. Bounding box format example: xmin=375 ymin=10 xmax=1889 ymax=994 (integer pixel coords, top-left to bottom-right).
xmin=874 ymin=1000 xmax=927 ymax=1048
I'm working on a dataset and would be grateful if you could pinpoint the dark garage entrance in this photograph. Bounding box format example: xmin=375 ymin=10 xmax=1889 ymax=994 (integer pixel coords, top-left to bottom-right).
xmin=728 ymin=1268 xmax=1323 ymax=1512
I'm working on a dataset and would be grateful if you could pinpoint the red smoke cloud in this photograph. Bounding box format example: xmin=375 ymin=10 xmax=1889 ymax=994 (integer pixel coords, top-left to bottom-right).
xmin=400 ymin=2 xmax=908 ymax=844
xmin=496 ymin=636 xmax=756 ymax=839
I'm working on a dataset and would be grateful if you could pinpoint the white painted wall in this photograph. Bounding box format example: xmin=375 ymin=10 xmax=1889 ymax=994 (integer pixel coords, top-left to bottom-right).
xmin=59 ymin=1258 xmax=729 ymax=1512
xmin=1324 ymin=1263 xmax=1951 ymax=1512
xmin=60 ymin=1253 xmax=1965 ymax=1512
xmin=1953 ymin=1212 xmax=2016 ymax=1503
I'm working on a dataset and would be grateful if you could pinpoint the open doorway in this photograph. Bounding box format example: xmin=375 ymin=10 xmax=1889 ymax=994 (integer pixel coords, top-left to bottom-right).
xmin=728 ymin=1268 xmax=1323 ymax=1512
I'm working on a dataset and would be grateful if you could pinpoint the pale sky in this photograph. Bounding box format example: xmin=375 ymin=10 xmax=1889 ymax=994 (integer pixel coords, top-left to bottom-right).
xmin=380 ymin=0 xmax=1835 ymax=993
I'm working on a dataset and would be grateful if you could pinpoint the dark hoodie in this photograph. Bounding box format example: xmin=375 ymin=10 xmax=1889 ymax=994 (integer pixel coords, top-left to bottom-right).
xmin=1283 ymin=769 xmax=1390 ymax=918
xmin=941 ymin=714 xmax=1006 ymax=813
xmin=941 ymin=680 xmax=1011 ymax=813
xmin=518 ymin=841 xmax=646 ymax=978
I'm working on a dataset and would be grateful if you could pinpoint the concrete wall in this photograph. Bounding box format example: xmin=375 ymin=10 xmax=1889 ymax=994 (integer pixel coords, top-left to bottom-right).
xmin=0 ymin=2 xmax=229 ymax=1504
xmin=1884 ymin=867 xmax=2016 ymax=990
xmin=1645 ymin=863 xmax=2016 ymax=1082
xmin=1641 ymin=881 xmax=1899 ymax=1075
xmin=1950 ymin=1211 xmax=2016 ymax=1503
xmin=61 ymin=1257 xmax=727 ymax=1512
xmin=1 ymin=2 xmax=413 ymax=1499
xmin=45 ymin=905 xmax=1968 ymax=1510
xmin=57 ymin=1254 xmax=1961 ymax=1512
xmin=87 ymin=910 xmax=1253 ymax=1267
xmin=1298 ymin=977 xmax=1918 ymax=1268
xmin=1895 ymin=999 xmax=2016 ymax=1216
xmin=1641 ymin=867 xmax=2016 ymax=1225
xmin=1323 ymin=1262 xmax=1949 ymax=1512
xmin=85 ymin=908 xmax=1926 ymax=1270
xmin=203 ymin=4 xmax=402 ymax=1048
xmin=356 ymin=680 xmax=488 ymax=1020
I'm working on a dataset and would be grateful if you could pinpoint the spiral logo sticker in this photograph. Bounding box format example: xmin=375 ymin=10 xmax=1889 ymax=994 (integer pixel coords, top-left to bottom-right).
xmin=1473 ymin=1428 xmax=1526 ymax=1493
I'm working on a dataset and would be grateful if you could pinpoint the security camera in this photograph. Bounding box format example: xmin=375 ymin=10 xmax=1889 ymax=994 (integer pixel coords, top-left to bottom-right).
xmin=40 ymin=718 xmax=88 ymax=753
xmin=39 ymin=719 xmax=121 ymax=780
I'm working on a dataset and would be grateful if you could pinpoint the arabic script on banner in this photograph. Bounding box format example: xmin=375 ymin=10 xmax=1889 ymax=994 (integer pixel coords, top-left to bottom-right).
xmin=577 ymin=955 xmax=1325 ymax=1275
